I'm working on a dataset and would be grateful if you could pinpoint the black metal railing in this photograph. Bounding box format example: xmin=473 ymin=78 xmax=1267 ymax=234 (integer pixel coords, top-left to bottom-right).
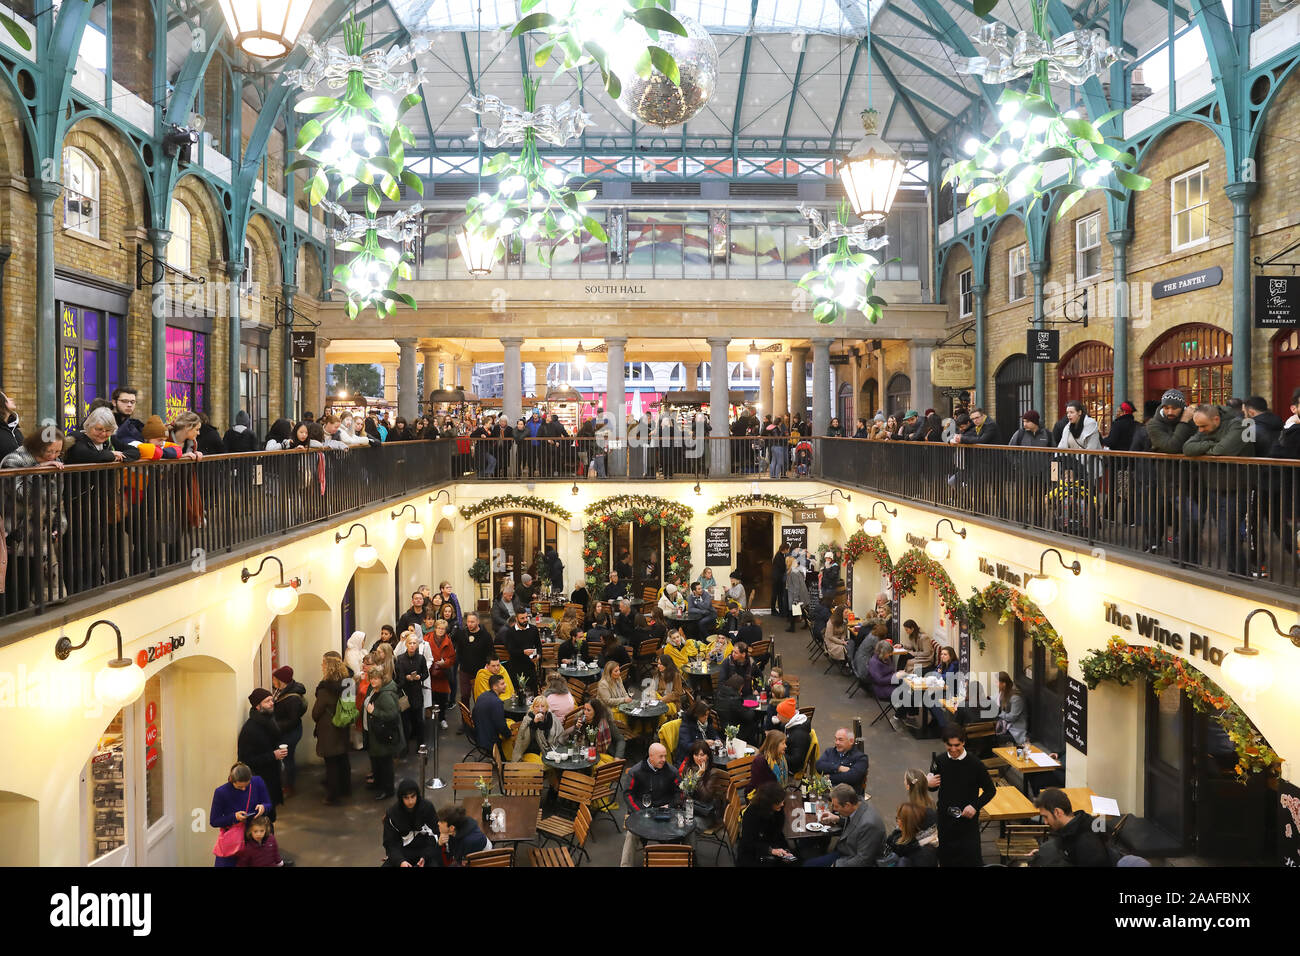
xmin=818 ymin=438 xmax=1300 ymax=593
xmin=0 ymin=441 xmax=453 ymax=624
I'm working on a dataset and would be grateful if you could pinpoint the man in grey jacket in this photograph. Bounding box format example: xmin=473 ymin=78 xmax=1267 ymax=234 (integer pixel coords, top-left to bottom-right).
xmin=803 ymin=784 xmax=885 ymax=866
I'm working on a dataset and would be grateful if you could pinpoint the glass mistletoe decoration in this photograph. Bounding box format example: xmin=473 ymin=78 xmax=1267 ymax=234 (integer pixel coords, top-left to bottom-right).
xmin=463 ymin=79 xmax=607 ymax=268
xmin=795 ymin=201 xmax=895 ymax=325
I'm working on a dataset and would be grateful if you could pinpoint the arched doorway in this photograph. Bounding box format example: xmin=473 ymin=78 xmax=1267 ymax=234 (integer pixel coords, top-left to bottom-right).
xmin=860 ymin=378 xmax=878 ymax=418
xmin=1272 ymin=329 xmax=1300 ymax=416
xmin=1058 ymin=341 xmax=1114 ymax=430
xmin=476 ymin=513 xmax=561 ymax=594
xmin=886 ymin=373 xmax=911 ymax=418
xmin=836 ymin=381 xmax=853 ymax=426
xmin=995 ymin=354 xmax=1033 ymax=431
xmin=1143 ymin=323 xmax=1232 ymax=407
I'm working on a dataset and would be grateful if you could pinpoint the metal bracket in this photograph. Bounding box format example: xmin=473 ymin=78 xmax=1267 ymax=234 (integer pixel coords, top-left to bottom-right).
xmin=1037 ymin=288 xmax=1089 ymax=328
xmin=1253 ymin=238 xmax=1300 ymax=274
xmin=938 ymin=323 xmax=976 ymax=348
xmin=273 ymin=297 xmax=320 ymax=331
xmin=136 ymin=243 xmax=206 ymax=290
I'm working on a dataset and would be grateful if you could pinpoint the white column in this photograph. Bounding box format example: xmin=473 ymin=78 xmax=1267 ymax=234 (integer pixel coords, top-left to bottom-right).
xmin=909 ymin=339 xmax=937 ymax=416
xmin=708 ymin=337 xmax=730 ymax=475
xmin=759 ymin=359 xmax=774 ymax=418
xmin=812 ymin=338 xmax=832 ymax=436
xmin=532 ymin=361 xmax=549 ymax=398
xmin=458 ymin=362 xmax=474 ymax=390
xmin=790 ymin=346 xmax=808 ymax=423
xmin=684 ymin=361 xmax=697 ymax=390
xmin=315 ymin=336 xmax=331 ymax=415
xmin=420 ymin=347 xmax=438 ymax=399
xmin=773 ymin=356 xmax=787 ymax=419
xmin=605 ymin=337 xmax=627 ymax=476
xmin=397 ymin=338 xmax=418 ymax=420
xmin=502 ymin=337 xmax=523 ymax=422
xmin=382 ymin=362 xmax=398 ymax=408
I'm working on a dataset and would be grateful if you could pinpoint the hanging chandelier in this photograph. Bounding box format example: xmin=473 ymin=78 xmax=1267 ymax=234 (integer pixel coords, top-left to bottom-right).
xmin=839 ymin=108 xmax=905 ymax=224
xmin=216 ymin=0 xmax=313 ymax=58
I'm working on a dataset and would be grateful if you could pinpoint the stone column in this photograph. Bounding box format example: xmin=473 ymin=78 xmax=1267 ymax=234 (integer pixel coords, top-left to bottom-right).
xmin=458 ymin=362 xmax=474 ymax=390
xmin=811 ymin=338 xmax=832 ymax=436
xmin=1226 ymin=181 xmax=1257 ymax=398
xmin=773 ymin=356 xmax=787 ymax=419
xmin=281 ymin=283 xmax=297 ymax=419
xmin=759 ymin=359 xmax=774 ymax=418
xmin=909 ymin=340 xmax=937 ymax=417
xmin=684 ymin=361 xmax=697 ymax=390
xmin=849 ymin=351 xmax=861 ymax=423
xmin=1108 ymin=229 xmax=1133 ymax=405
xmin=532 ymin=361 xmax=550 ymax=398
xmin=420 ymin=346 xmax=438 ymax=400
xmin=315 ymin=337 xmax=331 ymax=414
xmin=226 ymin=259 xmax=244 ymax=429
xmin=382 ymin=362 xmax=399 ymax=408
xmin=146 ymin=226 xmax=171 ymax=419
xmin=973 ymin=282 xmax=988 ymax=406
xmin=605 ymin=337 xmax=627 ymax=476
xmin=1029 ymin=261 xmax=1048 ymax=414
xmin=708 ymin=337 xmax=730 ymax=475
xmin=789 ymin=346 xmax=809 ymax=423
xmin=501 ymin=337 xmax=523 ymax=422
xmin=396 ymin=338 xmax=417 ymax=420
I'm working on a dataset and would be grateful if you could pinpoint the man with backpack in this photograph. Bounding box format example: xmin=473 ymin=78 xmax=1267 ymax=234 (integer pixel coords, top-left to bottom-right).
xmin=1031 ymin=788 xmax=1114 ymax=866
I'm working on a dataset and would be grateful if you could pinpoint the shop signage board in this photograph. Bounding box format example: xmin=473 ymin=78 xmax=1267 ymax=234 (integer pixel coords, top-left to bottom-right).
xmin=931 ymin=348 xmax=975 ymax=388
xmin=1027 ymin=328 xmax=1059 ymax=363
xmin=1101 ymin=598 xmax=1233 ymax=669
xmin=829 ymin=354 xmax=851 ymax=365
xmin=958 ymin=625 xmax=971 ymax=673
xmin=1254 ymin=275 xmax=1299 ymax=328
xmin=781 ymin=525 xmax=808 ymax=552
xmin=704 ymin=526 xmax=731 ymax=566
xmin=290 ymin=331 xmax=316 ymax=359
xmin=792 ymin=507 xmax=823 ymax=523
xmin=1151 ymin=265 xmax=1222 ymax=299
xmin=1064 ymin=677 xmax=1087 ymax=754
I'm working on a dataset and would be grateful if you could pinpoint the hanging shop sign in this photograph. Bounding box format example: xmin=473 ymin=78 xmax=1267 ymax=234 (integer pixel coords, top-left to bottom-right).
xmin=1027 ymin=328 xmax=1059 ymax=363
xmin=1152 ymin=265 xmax=1222 ymax=300
xmin=792 ymin=507 xmax=824 ymax=523
xmin=958 ymin=625 xmax=971 ymax=674
xmin=931 ymin=348 xmax=975 ymax=388
xmin=290 ymin=331 xmax=316 ymax=359
xmin=781 ymin=525 xmax=808 ymax=552
xmin=829 ymin=354 xmax=851 ymax=365
xmin=1101 ymin=599 xmax=1231 ymax=667
xmin=1064 ymin=676 xmax=1087 ymax=754
xmin=1254 ymin=275 xmax=1299 ymax=329
xmin=705 ymin=526 xmax=731 ymax=566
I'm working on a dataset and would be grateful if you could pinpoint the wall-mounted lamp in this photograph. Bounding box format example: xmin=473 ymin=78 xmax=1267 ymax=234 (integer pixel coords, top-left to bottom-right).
xmin=571 ymin=483 xmax=580 ymax=496
xmin=925 ymin=518 xmax=966 ymax=561
xmin=746 ymin=341 xmax=760 ymax=369
xmin=693 ymin=481 xmax=701 ymax=496
xmin=858 ymin=500 xmax=897 ymax=536
xmin=823 ymin=489 xmax=852 ymax=519
xmin=1024 ymin=548 xmax=1081 ymax=607
xmin=241 ymin=555 xmax=301 ymax=614
xmin=1225 ymin=609 xmax=1300 ymax=690
xmin=392 ymin=503 xmax=424 ymax=540
xmin=429 ymin=489 xmax=457 ymax=518
xmin=336 ymin=523 xmax=377 ymax=568
xmin=55 ymin=619 xmax=145 ymax=709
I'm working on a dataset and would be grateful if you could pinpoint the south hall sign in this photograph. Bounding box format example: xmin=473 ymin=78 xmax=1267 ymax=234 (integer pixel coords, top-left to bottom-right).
xmin=1102 ymin=600 xmax=1231 ymax=666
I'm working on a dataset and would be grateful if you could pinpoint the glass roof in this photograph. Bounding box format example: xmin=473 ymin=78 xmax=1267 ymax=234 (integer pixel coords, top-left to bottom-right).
xmin=389 ymin=0 xmax=883 ymax=35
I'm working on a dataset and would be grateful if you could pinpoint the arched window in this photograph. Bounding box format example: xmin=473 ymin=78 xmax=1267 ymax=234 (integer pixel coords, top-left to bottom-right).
xmin=62 ymin=147 xmax=99 ymax=238
xmin=837 ymin=381 xmax=854 ymax=425
xmin=886 ymin=373 xmax=911 ymax=418
xmin=1143 ymin=323 xmax=1232 ymax=407
xmin=995 ymin=354 xmax=1033 ymax=431
xmin=167 ymin=200 xmax=192 ymax=272
xmin=1058 ymin=341 xmax=1114 ymax=430
xmin=1272 ymin=329 xmax=1300 ymax=418
xmin=475 ymin=514 xmax=560 ymax=594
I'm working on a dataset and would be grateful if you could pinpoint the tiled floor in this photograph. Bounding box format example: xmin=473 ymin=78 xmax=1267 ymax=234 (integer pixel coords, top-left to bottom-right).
xmin=274 ymin=615 xmax=970 ymax=867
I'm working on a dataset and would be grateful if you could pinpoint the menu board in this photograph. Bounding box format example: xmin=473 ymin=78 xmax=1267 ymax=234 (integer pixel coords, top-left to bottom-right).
xmin=958 ymin=625 xmax=971 ymax=673
xmin=705 ymin=526 xmax=731 ymax=566
xmin=1280 ymin=779 xmax=1300 ymax=868
xmin=1064 ymin=677 xmax=1087 ymax=754
xmin=781 ymin=525 xmax=807 ymax=552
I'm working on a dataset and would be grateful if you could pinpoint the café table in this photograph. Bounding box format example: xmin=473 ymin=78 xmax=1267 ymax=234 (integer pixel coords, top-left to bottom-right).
xmin=624 ymin=807 xmax=693 ymax=845
xmin=541 ymin=749 xmax=597 ymax=772
xmin=558 ymin=662 xmax=602 ymax=681
xmin=502 ymin=695 xmax=531 ymax=721
xmin=979 ymin=785 xmax=1039 ymax=822
xmin=461 ymin=794 xmax=541 ymax=859
xmin=618 ymin=700 xmax=668 ymax=720
xmin=710 ymin=743 xmax=755 ymax=766
xmin=993 ymin=745 xmax=1061 ymax=775
xmin=782 ymin=794 xmax=843 ymax=842
xmin=1061 ymin=787 xmax=1107 ymax=815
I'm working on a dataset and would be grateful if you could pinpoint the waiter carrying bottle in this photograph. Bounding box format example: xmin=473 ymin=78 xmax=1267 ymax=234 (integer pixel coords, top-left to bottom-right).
xmin=926 ymin=724 xmax=996 ymax=866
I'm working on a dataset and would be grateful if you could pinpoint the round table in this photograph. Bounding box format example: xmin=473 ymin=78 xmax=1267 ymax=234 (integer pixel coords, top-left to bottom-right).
xmin=624 ymin=807 xmax=692 ymax=843
xmin=618 ymin=700 xmax=668 ymax=719
xmin=503 ymin=697 xmax=531 ymax=720
xmin=559 ymin=664 xmax=601 ymax=680
xmin=711 ymin=744 xmax=755 ymax=766
xmin=682 ymin=661 xmax=720 ymax=678
xmin=541 ymin=751 xmax=597 ymax=772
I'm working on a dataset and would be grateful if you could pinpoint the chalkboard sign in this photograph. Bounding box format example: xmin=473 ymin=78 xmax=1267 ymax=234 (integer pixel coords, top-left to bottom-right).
xmin=1280 ymin=779 xmax=1300 ymax=868
xmin=781 ymin=525 xmax=807 ymax=552
xmin=704 ymin=526 xmax=731 ymax=566
xmin=890 ymin=589 xmax=901 ymax=642
xmin=1064 ymin=677 xmax=1087 ymax=754
xmin=958 ymin=626 xmax=971 ymax=674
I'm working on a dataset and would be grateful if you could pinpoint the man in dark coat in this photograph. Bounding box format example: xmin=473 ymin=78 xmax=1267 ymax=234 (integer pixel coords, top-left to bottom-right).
xmin=500 ymin=609 xmax=541 ymax=692
xmin=223 ymin=410 xmax=259 ymax=453
xmin=1103 ymin=401 xmax=1138 ymax=451
xmin=925 ymin=724 xmax=995 ymax=866
xmin=957 ymin=407 xmax=1001 ymax=444
xmin=238 ymin=689 xmax=286 ymax=806
xmin=1032 ymin=788 xmax=1113 ymax=867
xmin=1244 ymin=396 xmax=1283 ymax=456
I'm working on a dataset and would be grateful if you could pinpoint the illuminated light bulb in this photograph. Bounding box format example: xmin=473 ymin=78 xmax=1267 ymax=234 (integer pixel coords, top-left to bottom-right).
xmin=999 ymin=101 xmax=1021 ymax=122
xmin=476 ymin=192 xmax=491 ymax=205
xmin=363 ymin=136 xmax=381 ymax=156
xmin=863 ymin=517 xmax=883 ymax=536
xmin=925 ymin=538 xmax=950 ymax=561
xmin=1008 ymin=120 xmax=1028 ymax=139
xmin=1000 ymin=148 xmax=1019 ymax=168
xmin=962 ymin=137 xmax=980 ymax=156
xmin=1030 ymin=115 xmax=1052 ymax=135
xmin=353 ymin=543 xmax=378 ymax=568
xmin=405 ymin=520 xmax=424 ymax=540
xmin=545 ymin=167 xmax=565 ymax=186
xmin=268 ymin=582 xmax=299 ymax=615
xmin=1024 ymin=574 xmax=1059 ymax=607
xmin=824 ymin=503 xmax=839 ymax=519
xmin=560 ymin=215 xmax=576 ymax=230
xmin=348 ymin=114 xmax=368 ymax=135
xmin=1080 ymin=167 xmax=1102 ymax=188
xmin=485 ymin=202 xmax=505 ymax=222
xmin=577 ymin=206 xmax=588 ymax=217
xmin=1063 ymin=109 xmax=1080 ymax=120
xmin=1222 ymin=647 xmax=1274 ymax=692
xmin=441 ymin=503 xmax=457 ymax=518
xmin=501 ymin=175 xmax=526 ymax=196
xmin=375 ymin=97 xmax=397 ymax=123
xmin=95 ymin=660 xmax=145 ymax=709
xmin=529 ymin=192 xmax=544 ymax=207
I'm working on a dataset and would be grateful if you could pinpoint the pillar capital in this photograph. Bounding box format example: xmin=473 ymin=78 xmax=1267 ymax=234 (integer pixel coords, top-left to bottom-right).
xmin=1223 ymin=181 xmax=1257 ymax=204
xmin=603 ymin=335 xmax=628 ymax=346
xmin=1106 ymin=228 xmax=1133 ymax=246
xmin=27 ymin=177 xmax=62 ymax=203
xmin=500 ymin=336 xmax=524 ymax=347
xmin=225 ymin=260 xmax=245 ymax=280
xmin=394 ymin=337 xmax=418 ymax=348
xmin=147 ymin=227 xmax=173 ymax=249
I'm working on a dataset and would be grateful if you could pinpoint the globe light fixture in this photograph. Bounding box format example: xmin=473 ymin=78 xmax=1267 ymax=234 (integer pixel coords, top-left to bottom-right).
xmin=457 ymin=226 xmax=496 ymax=276
xmin=430 ymin=489 xmax=457 ymax=519
xmin=336 ymin=522 xmax=377 ymax=568
xmin=926 ymin=518 xmax=966 ymax=561
xmin=1024 ymin=548 xmax=1081 ymax=608
xmin=1225 ymin=609 xmax=1300 ymax=691
xmin=241 ymin=555 xmax=301 ymax=615
xmin=574 ymin=342 xmax=587 ymax=369
xmin=216 ymin=0 xmax=313 ymax=58
xmin=823 ymin=489 xmax=851 ymax=520
xmin=55 ymin=620 xmax=145 ymax=709
xmin=746 ymin=342 xmax=759 ymax=370
xmin=392 ymin=503 xmax=424 ymax=540
xmin=859 ymin=500 xmax=897 ymax=537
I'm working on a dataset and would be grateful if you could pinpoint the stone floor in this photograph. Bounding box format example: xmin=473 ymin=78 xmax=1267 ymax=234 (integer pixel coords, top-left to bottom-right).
xmin=275 ymin=615 xmax=979 ymax=867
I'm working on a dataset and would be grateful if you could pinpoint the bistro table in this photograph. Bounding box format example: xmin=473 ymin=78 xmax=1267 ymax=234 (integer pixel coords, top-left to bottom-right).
xmin=710 ymin=743 xmax=755 ymax=766
xmin=541 ymin=749 xmax=597 ymax=772
xmin=502 ymin=695 xmax=531 ymax=721
xmin=461 ymin=794 xmax=541 ymax=859
xmin=558 ymin=662 xmax=602 ymax=681
xmin=618 ymin=700 xmax=668 ymax=720
xmin=782 ymin=793 xmax=843 ymax=842
xmin=993 ymin=745 xmax=1061 ymax=775
xmin=624 ymin=807 xmax=693 ymax=844
xmin=980 ymin=785 xmax=1039 ymax=822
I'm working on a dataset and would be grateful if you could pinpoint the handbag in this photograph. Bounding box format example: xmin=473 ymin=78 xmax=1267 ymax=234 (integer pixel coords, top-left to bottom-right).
xmin=213 ymin=786 xmax=253 ymax=857
xmin=790 ymin=602 xmax=803 ymax=617
xmin=398 ymin=693 xmax=411 ymax=712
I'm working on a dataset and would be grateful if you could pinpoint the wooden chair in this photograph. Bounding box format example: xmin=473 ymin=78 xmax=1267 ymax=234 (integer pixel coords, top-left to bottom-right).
xmin=562 ymin=708 xmax=582 ymax=731
xmin=528 ymin=845 xmax=575 ymax=868
xmin=502 ymin=761 xmax=546 ymax=796
xmin=711 ymin=600 xmax=726 ymax=617
xmin=589 ymin=757 xmax=626 ymax=825
xmin=641 ymin=585 xmax=658 ymax=605
xmin=540 ymin=642 xmax=559 ymax=677
xmin=563 ymin=603 xmax=586 ymax=624
xmin=465 ymin=847 xmax=515 ymax=867
xmin=536 ymin=798 xmax=593 ymax=865
xmin=645 ymin=844 xmax=694 ymax=867
xmin=565 ymin=677 xmax=588 ymax=703
xmin=657 ymin=718 xmax=682 ymax=759
xmin=965 ymin=720 xmax=997 ymax=757
xmin=1000 ymin=824 xmax=1049 ymax=865
xmin=619 ymin=662 xmax=633 ymax=685
xmin=695 ymin=787 xmax=739 ymax=865
xmin=452 ymin=761 xmax=496 ymax=799
xmin=749 ymin=639 xmax=771 ymax=662
xmin=726 ymin=756 xmax=752 ymax=802
xmin=458 ymin=703 xmax=501 ymax=765
xmin=783 ymin=675 xmax=800 ymax=696
xmin=635 ymin=639 xmax=661 ymax=678
xmin=584 ymin=638 xmax=604 ymax=659
xmin=536 ymin=599 xmax=552 ymax=616
xmin=493 ymin=641 xmax=511 ymax=662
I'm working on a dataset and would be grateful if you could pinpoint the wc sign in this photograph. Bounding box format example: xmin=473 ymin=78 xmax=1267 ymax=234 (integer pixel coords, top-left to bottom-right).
xmin=1254 ymin=275 xmax=1298 ymax=328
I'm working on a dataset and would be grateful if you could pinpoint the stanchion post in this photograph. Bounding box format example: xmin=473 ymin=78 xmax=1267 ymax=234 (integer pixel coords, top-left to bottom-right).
xmin=426 ymin=704 xmax=445 ymax=790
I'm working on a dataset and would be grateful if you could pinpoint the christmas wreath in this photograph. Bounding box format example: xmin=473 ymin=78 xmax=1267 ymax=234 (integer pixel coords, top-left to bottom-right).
xmin=888 ymin=548 xmax=964 ymax=626
xmin=459 ymin=494 xmax=572 ymax=521
xmin=706 ymin=493 xmax=806 ymax=517
xmin=583 ymin=495 xmax=693 ymax=588
xmin=842 ymin=531 xmax=893 ymax=575
xmin=1081 ymin=637 xmax=1280 ymax=783
xmin=962 ymin=581 xmax=1066 ymax=665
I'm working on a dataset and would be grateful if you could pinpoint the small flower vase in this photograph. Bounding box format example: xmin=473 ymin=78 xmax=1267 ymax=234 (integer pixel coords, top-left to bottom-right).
xmin=481 ymin=799 xmax=492 ymax=824
xmin=684 ymin=799 xmax=695 ymax=824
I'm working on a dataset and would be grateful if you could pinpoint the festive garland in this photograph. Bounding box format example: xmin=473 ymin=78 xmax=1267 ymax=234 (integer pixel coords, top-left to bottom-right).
xmin=842 ymin=531 xmax=893 ymax=575
xmin=1081 ymin=637 xmax=1280 ymax=783
xmin=583 ymin=495 xmax=693 ymax=588
xmin=888 ymin=548 xmax=965 ymax=625
xmin=459 ymin=495 xmax=572 ymax=521
xmin=962 ymin=581 xmax=1065 ymax=665
xmin=706 ymin=493 xmax=806 ymax=517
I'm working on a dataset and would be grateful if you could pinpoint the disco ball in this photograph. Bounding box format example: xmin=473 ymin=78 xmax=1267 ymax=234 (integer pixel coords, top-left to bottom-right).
xmin=616 ymin=15 xmax=718 ymax=128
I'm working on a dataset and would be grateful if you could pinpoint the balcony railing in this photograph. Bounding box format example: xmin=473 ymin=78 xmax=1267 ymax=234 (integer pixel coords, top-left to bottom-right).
xmin=0 ymin=442 xmax=452 ymax=625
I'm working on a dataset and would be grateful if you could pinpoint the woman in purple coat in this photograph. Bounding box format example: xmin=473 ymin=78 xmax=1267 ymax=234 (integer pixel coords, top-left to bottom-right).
xmin=867 ymin=641 xmax=899 ymax=700
xmin=210 ymin=762 xmax=274 ymax=867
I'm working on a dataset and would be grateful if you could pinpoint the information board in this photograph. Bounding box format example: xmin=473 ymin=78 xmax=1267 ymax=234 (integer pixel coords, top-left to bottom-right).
xmin=704 ymin=526 xmax=731 ymax=566
xmin=1064 ymin=676 xmax=1088 ymax=754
